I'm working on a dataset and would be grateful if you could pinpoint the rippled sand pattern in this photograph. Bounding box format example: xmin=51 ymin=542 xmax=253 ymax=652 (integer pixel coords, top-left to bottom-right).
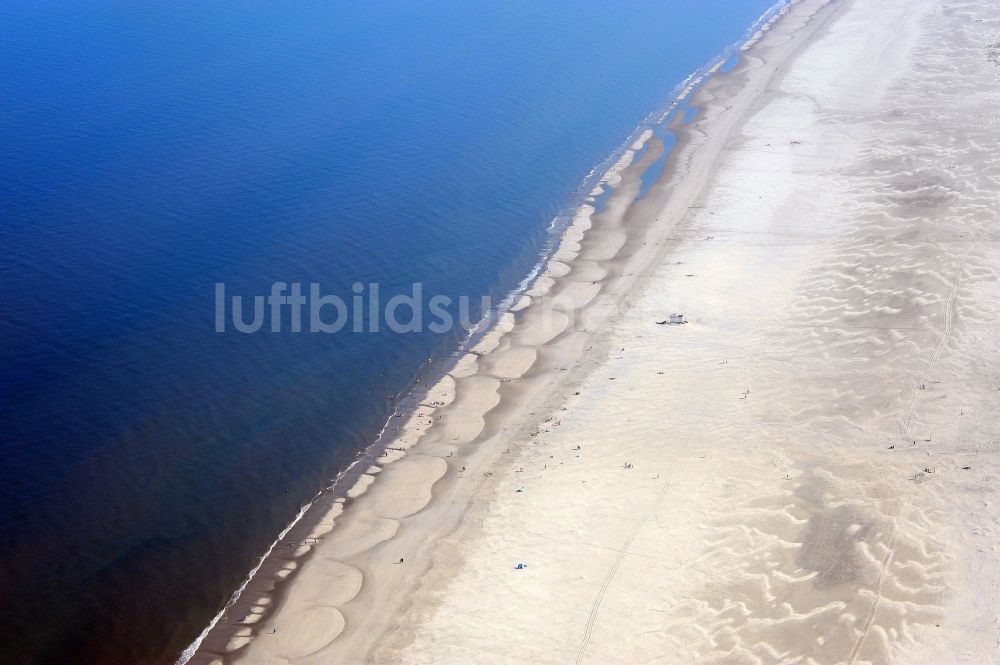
xmin=630 ymin=0 xmax=1000 ymax=661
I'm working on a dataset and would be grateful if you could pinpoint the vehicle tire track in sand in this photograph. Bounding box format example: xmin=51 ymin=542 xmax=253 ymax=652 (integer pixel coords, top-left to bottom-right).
xmin=898 ymin=216 xmax=996 ymax=440
xmin=574 ymin=462 xmax=674 ymax=665
xmin=898 ymin=265 xmax=960 ymax=439
xmin=846 ymin=518 xmax=896 ymax=665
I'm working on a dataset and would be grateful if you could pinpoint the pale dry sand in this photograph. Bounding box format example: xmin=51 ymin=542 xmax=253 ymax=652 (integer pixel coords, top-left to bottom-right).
xmin=192 ymin=0 xmax=1000 ymax=663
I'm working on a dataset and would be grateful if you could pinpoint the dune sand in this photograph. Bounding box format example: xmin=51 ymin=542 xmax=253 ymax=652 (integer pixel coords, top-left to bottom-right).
xmin=191 ymin=0 xmax=1000 ymax=662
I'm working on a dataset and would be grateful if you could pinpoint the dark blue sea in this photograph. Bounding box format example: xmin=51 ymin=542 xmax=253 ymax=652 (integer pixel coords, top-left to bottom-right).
xmin=1 ymin=2 xmax=779 ymax=663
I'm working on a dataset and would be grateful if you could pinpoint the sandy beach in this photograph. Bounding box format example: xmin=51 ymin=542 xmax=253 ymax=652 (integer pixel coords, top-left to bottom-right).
xmin=192 ymin=0 xmax=1000 ymax=662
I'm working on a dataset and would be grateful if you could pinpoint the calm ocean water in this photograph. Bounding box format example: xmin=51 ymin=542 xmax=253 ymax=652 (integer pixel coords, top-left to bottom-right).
xmin=1 ymin=1 xmax=778 ymax=663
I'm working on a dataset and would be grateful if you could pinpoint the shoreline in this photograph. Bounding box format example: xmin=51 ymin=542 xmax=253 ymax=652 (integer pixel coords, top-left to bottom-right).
xmin=186 ymin=0 xmax=844 ymax=663
xmin=176 ymin=0 xmax=802 ymax=665
xmin=185 ymin=1 xmax=843 ymax=662
xmin=178 ymin=23 xmax=766 ymax=663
